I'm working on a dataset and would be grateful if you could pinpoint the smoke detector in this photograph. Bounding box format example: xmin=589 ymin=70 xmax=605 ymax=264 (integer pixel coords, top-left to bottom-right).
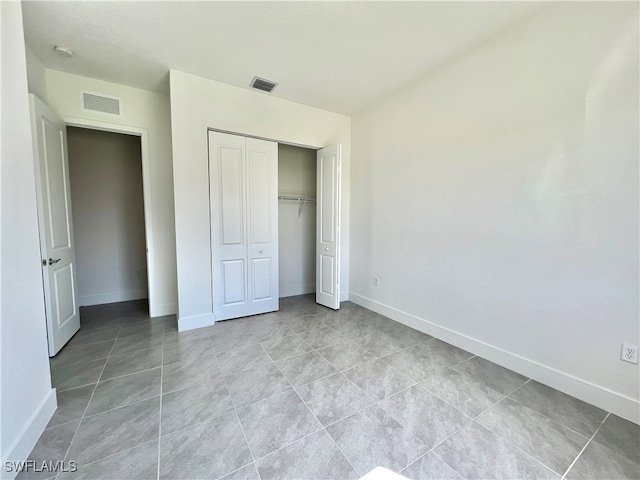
xmin=54 ymin=46 xmax=74 ymax=58
xmin=250 ymin=76 xmax=277 ymax=93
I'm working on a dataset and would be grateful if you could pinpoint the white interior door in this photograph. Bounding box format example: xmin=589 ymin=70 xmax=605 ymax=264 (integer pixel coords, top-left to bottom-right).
xmin=316 ymin=145 xmax=342 ymax=310
xmin=246 ymin=138 xmax=279 ymax=315
xmin=209 ymin=131 xmax=278 ymax=320
xmin=29 ymin=94 xmax=80 ymax=356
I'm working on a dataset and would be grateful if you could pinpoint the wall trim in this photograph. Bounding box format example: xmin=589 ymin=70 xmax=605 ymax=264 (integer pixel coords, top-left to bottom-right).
xmin=151 ymin=302 xmax=177 ymax=318
xmin=1 ymin=388 xmax=57 ymax=480
xmin=279 ymin=284 xmax=315 ymax=298
xmin=79 ymin=290 xmax=147 ymax=307
xmin=178 ymin=312 xmax=214 ymax=332
xmin=349 ymin=292 xmax=640 ymax=424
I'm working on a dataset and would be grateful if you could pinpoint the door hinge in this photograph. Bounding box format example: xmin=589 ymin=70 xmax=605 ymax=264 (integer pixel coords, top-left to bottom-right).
xmin=42 ymin=259 xmax=47 ymax=266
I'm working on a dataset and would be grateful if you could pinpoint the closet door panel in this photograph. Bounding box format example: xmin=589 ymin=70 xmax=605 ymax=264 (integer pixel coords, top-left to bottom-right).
xmin=246 ymin=138 xmax=279 ymax=315
xmin=209 ymin=132 xmax=248 ymax=320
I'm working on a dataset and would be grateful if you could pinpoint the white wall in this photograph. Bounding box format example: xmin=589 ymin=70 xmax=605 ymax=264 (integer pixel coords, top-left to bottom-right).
xmin=278 ymin=144 xmax=316 ymax=298
xmin=170 ymin=70 xmax=351 ymax=330
xmin=44 ymin=70 xmax=177 ymax=317
xmin=350 ymin=2 xmax=639 ymax=422
xmin=0 ymin=2 xmax=57 ymax=477
xmin=24 ymin=46 xmax=47 ymax=102
xmin=67 ymin=127 xmax=148 ymax=306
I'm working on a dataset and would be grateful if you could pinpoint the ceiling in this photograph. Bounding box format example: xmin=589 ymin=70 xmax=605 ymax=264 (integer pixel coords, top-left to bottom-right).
xmin=22 ymin=1 xmax=540 ymax=115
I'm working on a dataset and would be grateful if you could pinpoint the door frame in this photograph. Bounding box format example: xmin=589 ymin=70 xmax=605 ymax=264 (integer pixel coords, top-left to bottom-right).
xmin=62 ymin=116 xmax=156 ymax=316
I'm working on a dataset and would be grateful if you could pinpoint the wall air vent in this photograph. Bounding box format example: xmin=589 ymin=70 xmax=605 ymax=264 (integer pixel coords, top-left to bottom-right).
xmin=82 ymin=92 xmax=121 ymax=115
xmin=250 ymin=76 xmax=278 ymax=93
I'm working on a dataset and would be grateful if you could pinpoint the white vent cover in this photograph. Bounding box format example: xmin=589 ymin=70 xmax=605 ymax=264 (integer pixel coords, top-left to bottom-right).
xmin=82 ymin=93 xmax=121 ymax=115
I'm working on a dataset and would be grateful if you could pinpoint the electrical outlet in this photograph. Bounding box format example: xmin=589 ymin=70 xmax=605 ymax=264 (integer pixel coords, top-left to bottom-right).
xmin=620 ymin=343 xmax=639 ymax=364
xmin=373 ymin=276 xmax=380 ymax=287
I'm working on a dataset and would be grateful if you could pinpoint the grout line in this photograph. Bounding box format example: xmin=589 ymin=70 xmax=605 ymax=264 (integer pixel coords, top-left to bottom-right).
xmin=561 ymin=412 xmax=610 ymax=480
xmin=156 ymin=321 xmax=166 ymax=480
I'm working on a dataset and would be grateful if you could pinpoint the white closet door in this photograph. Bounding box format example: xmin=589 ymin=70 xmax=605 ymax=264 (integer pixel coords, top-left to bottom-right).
xmin=246 ymin=138 xmax=279 ymax=315
xmin=209 ymin=132 xmax=248 ymax=320
xmin=209 ymin=131 xmax=278 ymax=320
xmin=29 ymin=94 xmax=81 ymax=355
xmin=316 ymin=145 xmax=342 ymax=310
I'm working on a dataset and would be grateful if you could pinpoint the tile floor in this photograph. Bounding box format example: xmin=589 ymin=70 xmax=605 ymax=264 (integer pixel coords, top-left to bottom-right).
xmin=20 ymin=295 xmax=640 ymax=480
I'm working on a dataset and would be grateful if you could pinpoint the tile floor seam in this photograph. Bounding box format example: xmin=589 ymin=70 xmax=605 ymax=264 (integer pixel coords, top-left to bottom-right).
xmin=57 ymin=331 xmax=119 ymax=477
xmin=561 ymin=412 xmax=611 ymax=480
xmin=156 ymin=323 xmax=166 ymax=480
xmin=213 ymin=346 xmax=258 ymax=465
xmin=96 ymin=364 xmax=163 ymax=385
xmin=431 ymin=449 xmax=467 ymax=479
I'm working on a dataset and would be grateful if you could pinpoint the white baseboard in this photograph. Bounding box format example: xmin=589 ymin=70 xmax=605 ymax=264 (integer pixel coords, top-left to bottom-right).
xmin=150 ymin=302 xmax=177 ymax=318
xmin=79 ymin=290 xmax=147 ymax=307
xmin=340 ymin=290 xmax=349 ymax=302
xmin=349 ymin=292 xmax=640 ymax=424
xmin=1 ymin=388 xmax=57 ymax=480
xmin=279 ymin=284 xmax=315 ymax=298
xmin=178 ymin=312 xmax=214 ymax=332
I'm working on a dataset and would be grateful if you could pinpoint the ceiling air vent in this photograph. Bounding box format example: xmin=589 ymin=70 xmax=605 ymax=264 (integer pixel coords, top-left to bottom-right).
xmin=250 ymin=76 xmax=278 ymax=93
xmin=82 ymin=92 xmax=121 ymax=115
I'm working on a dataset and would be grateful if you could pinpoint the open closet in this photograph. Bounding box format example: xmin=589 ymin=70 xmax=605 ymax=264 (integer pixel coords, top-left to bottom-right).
xmin=208 ymin=130 xmax=342 ymax=322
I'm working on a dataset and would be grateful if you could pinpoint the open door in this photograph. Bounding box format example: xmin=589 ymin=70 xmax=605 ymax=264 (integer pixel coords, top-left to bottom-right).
xmin=316 ymin=145 xmax=341 ymax=310
xmin=29 ymin=94 xmax=80 ymax=355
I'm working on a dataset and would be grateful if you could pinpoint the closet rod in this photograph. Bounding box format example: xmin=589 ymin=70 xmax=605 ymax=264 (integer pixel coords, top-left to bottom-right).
xmin=277 ymin=195 xmax=316 ymax=202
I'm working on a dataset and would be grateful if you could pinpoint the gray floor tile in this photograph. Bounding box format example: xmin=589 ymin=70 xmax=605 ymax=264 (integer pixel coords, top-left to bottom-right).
xmin=159 ymin=412 xmax=252 ymax=480
xmin=58 ymin=440 xmax=158 ymax=480
xmin=296 ymin=373 xmax=374 ymax=426
xmin=355 ymin=331 xmax=405 ymax=357
xmin=255 ymin=430 xmax=358 ymax=480
xmin=476 ymin=397 xmax=588 ymax=474
xmin=326 ymin=404 xmax=428 ymax=476
xmin=209 ymin=328 xmax=253 ymax=353
xmin=111 ymin=334 xmax=162 ymax=356
xmin=592 ymin=413 xmax=640 ymax=464
xmin=375 ymin=321 xmax=432 ymax=348
xmin=510 ymin=381 xmax=607 ymax=437
xmin=161 ymin=352 xmax=221 ymax=394
xmin=435 ymin=421 xmax=559 ymax=479
xmin=282 ymin=314 xmax=325 ymax=333
xmin=453 ymin=357 xmax=528 ymax=395
xmin=163 ymin=337 xmax=213 ymax=366
xmin=276 ymin=351 xmax=337 ymax=386
xmin=383 ymin=340 xmax=473 ymax=382
xmin=117 ymin=321 xmax=166 ymax=339
xmin=225 ymin=363 xmax=291 ymax=407
xmin=67 ymin=397 xmax=160 ymax=466
xmin=316 ymin=340 xmax=376 ymax=371
xmin=343 ymin=359 xmax=415 ymax=401
xmin=566 ymin=441 xmax=640 ymax=480
xmin=401 ymin=452 xmax=463 ymax=480
xmin=260 ymin=334 xmax=312 ymax=361
xmin=163 ymin=328 xmax=211 ymax=346
xmin=237 ymin=390 xmax=321 ymax=458
xmin=219 ymin=463 xmax=260 ymax=480
xmin=421 ymin=368 xmax=505 ymax=417
xmin=67 ymin=327 xmax=121 ymax=349
xmin=330 ymin=320 xmax=380 ymax=340
xmin=47 ymin=385 xmax=94 ymax=428
xmin=50 ymin=340 xmax=114 ymax=369
xmin=161 ymin=378 xmax=234 ymax=436
xmin=216 ymin=343 xmax=272 ymax=375
xmin=379 ymin=385 xmax=470 ymax=448
xmin=297 ymin=325 xmax=348 ymax=349
xmin=249 ymin=321 xmax=293 ymax=344
xmin=18 ymin=422 xmax=78 ymax=480
xmin=86 ymin=368 xmax=161 ymax=416
xmin=100 ymin=347 xmax=162 ymax=381
xmin=51 ymin=358 xmax=105 ymax=391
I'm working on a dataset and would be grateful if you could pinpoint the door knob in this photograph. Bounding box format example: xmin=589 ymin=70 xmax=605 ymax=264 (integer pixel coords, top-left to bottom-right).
xmin=48 ymin=258 xmax=61 ymax=265
xmin=259 ymin=250 xmax=264 ymax=254
xmin=324 ymin=247 xmax=329 ymax=251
